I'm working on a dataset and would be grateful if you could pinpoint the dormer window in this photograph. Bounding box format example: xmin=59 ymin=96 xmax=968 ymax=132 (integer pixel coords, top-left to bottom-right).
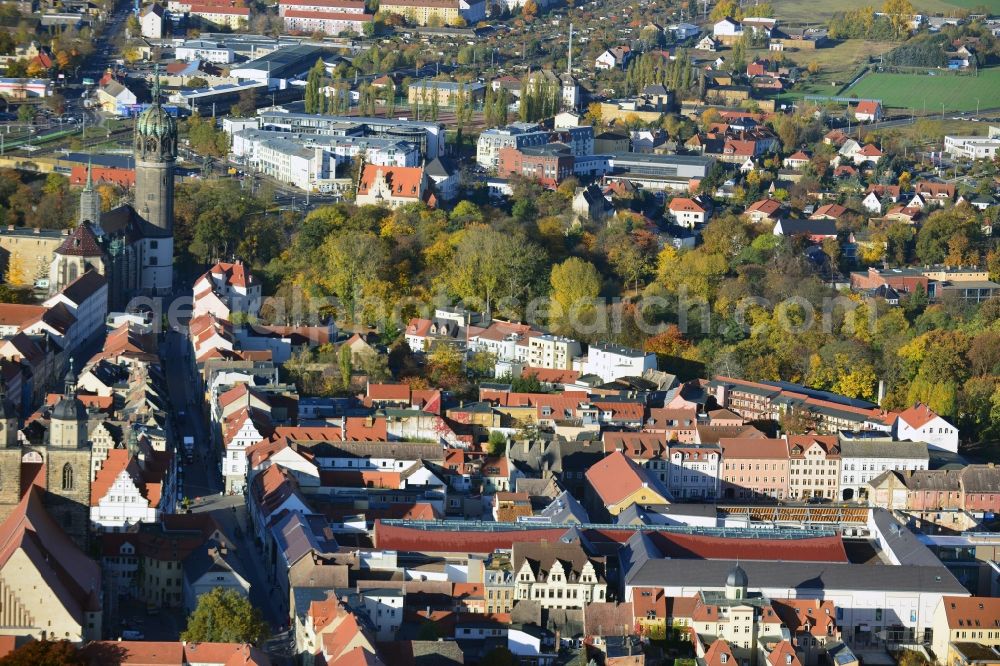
xmin=721 ymin=655 xmax=728 ymax=664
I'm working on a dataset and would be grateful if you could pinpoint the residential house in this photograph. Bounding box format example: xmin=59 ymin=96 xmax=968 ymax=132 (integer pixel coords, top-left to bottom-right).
xmin=783 ymin=151 xmax=810 ymax=170
xmin=595 ymin=46 xmax=632 ymax=70
xmin=744 ymin=198 xmax=783 ymax=224
xmin=932 ymin=596 xmax=1000 ymax=665
xmin=585 ymin=450 xmax=672 ymax=520
xmin=512 ymin=541 xmax=607 ymax=609
xmin=668 ymin=197 xmax=709 ymax=228
xmin=582 ymin=344 xmax=656 ymax=383
xmin=140 ymin=3 xmax=165 ymax=38
xmin=853 ymin=101 xmax=883 ymax=123
xmin=786 ymin=435 xmax=840 ymax=501
xmin=720 ymin=437 xmax=790 ymax=501
xmin=572 ymin=184 xmax=614 ymax=222
xmin=192 ymin=260 xmax=261 ymax=320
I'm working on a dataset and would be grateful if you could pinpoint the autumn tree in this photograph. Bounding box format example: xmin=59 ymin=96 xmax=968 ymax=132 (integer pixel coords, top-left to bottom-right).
xmin=3 ymin=251 xmax=29 ymax=287
xmin=181 ymin=588 xmax=269 ymax=644
xmin=710 ymin=0 xmax=740 ymax=22
xmin=522 ymin=0 xmax=538 ymax=21
xmin=0 ymin=640 xmax=85 ymax=666
xmin=882 ymin=0 xmax=915 ymax=39
xmin=318 ymin=231 xmax=388 ymax=321
xmin=549 ymin=257 xmax=601 ymax=336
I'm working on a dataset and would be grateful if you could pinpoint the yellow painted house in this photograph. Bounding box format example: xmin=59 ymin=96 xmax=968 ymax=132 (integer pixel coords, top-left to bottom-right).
xmin=585 ymin=450 xmax=671 ymax=520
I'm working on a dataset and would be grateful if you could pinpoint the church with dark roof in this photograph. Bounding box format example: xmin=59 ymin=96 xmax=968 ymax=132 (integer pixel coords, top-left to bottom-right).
xmin=48 ymin=73 xmax=176 ymax=308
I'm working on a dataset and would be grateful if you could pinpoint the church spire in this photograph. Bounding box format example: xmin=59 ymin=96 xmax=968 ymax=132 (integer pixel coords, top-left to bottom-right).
xmin=151 ymin=63 xmax=161 ymax=105
xmin=84 ymin=157 xmax=93 ymax=191
xmin=64 ymin=359 xmax=76 ymax=397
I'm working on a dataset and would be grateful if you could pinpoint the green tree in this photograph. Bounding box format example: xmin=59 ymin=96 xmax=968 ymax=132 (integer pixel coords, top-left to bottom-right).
xmin=338 ymin=344 xmax=353 ymax=389
xmin=304 ymin=58 xmax=326 ymax=114
xmin=318 ymin=231 xmax=388 ymax=321
xmin=16 ymin=104 xmax=34 ymax=123
xmin=549 ymin=257 xmax=601 ymax=336
xmin=486 ymin=430 xmax=506 ymax=455
xmin=181 ymin=588 xmax=270 ymax=644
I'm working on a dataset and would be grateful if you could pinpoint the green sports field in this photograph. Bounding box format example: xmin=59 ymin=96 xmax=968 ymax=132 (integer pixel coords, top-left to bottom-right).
xmin=846 ymin=68 xmax=1000 ymax=113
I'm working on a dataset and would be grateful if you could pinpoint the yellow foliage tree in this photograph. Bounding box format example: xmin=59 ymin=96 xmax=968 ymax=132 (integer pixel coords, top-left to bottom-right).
xmin=3 ymin=251 xmax=29 ymax=287
xmin=97 ymin=183 xmax=117 ymax=212
xmin=522 ymin=0 xmax=538 ymax=21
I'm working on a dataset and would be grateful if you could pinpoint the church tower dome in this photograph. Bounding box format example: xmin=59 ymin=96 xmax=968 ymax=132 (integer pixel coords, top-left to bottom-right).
xmin=133 ymin=63 xmax=176 ymax=295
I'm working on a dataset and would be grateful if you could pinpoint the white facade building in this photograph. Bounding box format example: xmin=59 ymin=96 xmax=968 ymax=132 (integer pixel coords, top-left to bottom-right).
xmin=667 ymin=444 xmax=721 ymax=500
xmin=838 ymin=437 xmax=929 ymax=501
xmin=140 ymin=4 xmax=164 ymax=39
xmin=893 ymin=404 xmax=959 ymax=453
xmin=282 ymin=10 xmax=372 ymax=35
xmin=943 ymin=134 xmax=1000 ymax=160
xmin=623 ymin=558 xmax=968 ymax=649
xmin=175 ymin=40 xmax=236 ymax=64
xmin=476 ymin=123 xmax=549 ymax=169
xmin=582 ymin=343 xmax=657 ymax=383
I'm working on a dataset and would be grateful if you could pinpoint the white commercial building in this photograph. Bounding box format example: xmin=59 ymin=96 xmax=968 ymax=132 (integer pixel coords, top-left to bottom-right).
xmin=581 ymin=343 xmax=657 ymax=383
xmin=838 ymin=436 xmax=929 ymax=502
xmin=622 ymin=556 xmax=968 ymax=649
xmin=893 ymin=404 xmax=959 ymax=453
xmin=476 ymin=122 xmax=549 ymax=169
xmin=232 ymin=128 xmax=420 ymax=191
xmin=175 ymin=40 xmax=236 ymax=64
xmin=943 ymin=134 xmax=1000 ymax=160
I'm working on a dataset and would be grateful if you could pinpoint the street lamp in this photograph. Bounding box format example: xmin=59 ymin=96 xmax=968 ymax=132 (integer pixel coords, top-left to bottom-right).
xmin=941 ymin=102 xmax=945 ymax=120
xmin=975 ymin=98 xmax=980 ymax=115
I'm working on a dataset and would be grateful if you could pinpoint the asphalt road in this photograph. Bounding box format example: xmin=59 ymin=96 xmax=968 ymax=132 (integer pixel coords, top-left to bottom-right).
xmin=162 ymin=324 xmax=291 ymax=636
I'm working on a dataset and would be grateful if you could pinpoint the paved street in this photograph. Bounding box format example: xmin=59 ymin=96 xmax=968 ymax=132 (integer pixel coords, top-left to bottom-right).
xmin=162 ymin=324 xmax=289 ymax=635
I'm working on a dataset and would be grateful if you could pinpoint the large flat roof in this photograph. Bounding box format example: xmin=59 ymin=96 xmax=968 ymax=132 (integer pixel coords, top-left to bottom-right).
xmin=611 ymin=152 xmax=714 ymax=166
xmin=626 ymin=558 xmax=967 ymax=595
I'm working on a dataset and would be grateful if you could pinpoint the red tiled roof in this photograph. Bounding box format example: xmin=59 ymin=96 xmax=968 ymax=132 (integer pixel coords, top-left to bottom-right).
xmin=367 ymin=383 xmax=410 ymax=401
xmin=668 ymin=197 xmax=706 ymax=213
xmin=855 ymin=100 xmax=881 ymax=114
xmin=284 ymin=8 xmax=372 ymax=19
xmin=811 ymin=203 xmax=847 ymax=218
xmin=189 ymin=4 xmax=250 ymax=13
xmin=897 ymin=403 xmax=942 ymax=430
xmin=746 ymin=198 xmax=781 ymax=216
xmin=56 ymin=223 xmax=103 ymax=257
xmin=0 ymin=304 xmax=46 ymax=329
xmin=521 ymin=367 xmax=580 ymax=385
xmin=704 ymin=639 xmax=736 ymax=666
xmin=280 ymin=0 xmax=365 ymax=7
xmin=585 ymin=450 xmax=661 ymax=506
xmin=941 ymin=596 xmax=1000 ymax=630
xmin=357 ymin=165 xmax=424 ymax=199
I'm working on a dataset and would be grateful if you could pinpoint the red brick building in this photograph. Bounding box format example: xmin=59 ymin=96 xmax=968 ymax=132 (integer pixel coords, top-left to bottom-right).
xmin=498 ymin=143 xmax=574 ymax=188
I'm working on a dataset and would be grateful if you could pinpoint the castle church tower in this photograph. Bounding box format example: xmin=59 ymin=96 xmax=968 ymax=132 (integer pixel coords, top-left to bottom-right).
xmin=44 ymin=367 xmax=92 ymax=550
xmin=133 ymin=65 xmax=176 ymax=295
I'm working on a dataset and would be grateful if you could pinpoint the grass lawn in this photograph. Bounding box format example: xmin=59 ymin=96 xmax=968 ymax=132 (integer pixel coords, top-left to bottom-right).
xmin=846 ymin=67 xmax=1000 ymax=112
xmin=771 ymin=0 xmax=977 ymax=22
